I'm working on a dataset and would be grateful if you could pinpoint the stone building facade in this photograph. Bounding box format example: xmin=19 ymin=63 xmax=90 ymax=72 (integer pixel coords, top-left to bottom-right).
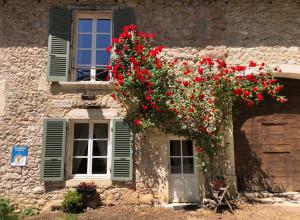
xmin=0 ymin=0 xmax=300 ymax=211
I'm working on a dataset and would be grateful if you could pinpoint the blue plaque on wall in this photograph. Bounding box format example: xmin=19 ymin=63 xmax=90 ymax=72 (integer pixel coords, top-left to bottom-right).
xmin=11 ymin=145 xmax=28 ymax=167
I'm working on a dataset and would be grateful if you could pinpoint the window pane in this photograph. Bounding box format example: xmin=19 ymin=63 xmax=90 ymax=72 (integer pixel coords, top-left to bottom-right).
xmin=170 ymin=158 xmax=181 ymax=174
xmin=183 ymin=158 xmax=194 ymax=174
xmin=73 ymin=141 xmax=88 ymax=156
xmin=97 ymin=19 xmax=111 ymax=33
xmin=93 ymin=123 xmax=108 ymax=138
xmin=78 ymin=19 xmax=92 ymax=33
xmin=77 ymin=50 xmax=92 ymax=65
xmin=182 ymin=140 xmax=193 ymax=156
xmin=92 ymin=158 xmax=107 ymax=174
xmin=93 ymin=141 xmax=107 ymax=156
xmin=74 ymin=123 xmax=89 ymax=139
xmin=96 ymin=50 xmax=110 ymax=65
xmin=72 ymin=158 xmax=87 ymax=174
xmin=96 ymin=34 xmax=111 ymax=49
xmin=76 ymin=69 xmax=91 ymax=81
xmin=170 ymin=140 xmax=181 ymax=156
xmin=96 ymin=69 xmax=109 ymax=81
xmin=78 ymin=34 xmax=92 ymax=49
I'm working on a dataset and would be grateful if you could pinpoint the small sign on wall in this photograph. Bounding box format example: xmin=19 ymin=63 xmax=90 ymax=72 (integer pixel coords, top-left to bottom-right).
xmin=11 ymin=145 xmax=28 ymax=167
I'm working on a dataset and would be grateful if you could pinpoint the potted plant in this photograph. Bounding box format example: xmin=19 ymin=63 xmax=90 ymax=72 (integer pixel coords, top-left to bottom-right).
xmin=209 ymin=175 xmax=227 ymax=197
xmin=76 ymin=182 xmax=97 ymax=195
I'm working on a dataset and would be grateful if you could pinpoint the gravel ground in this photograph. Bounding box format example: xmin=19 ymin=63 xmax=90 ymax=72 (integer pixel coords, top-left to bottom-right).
xmin=24 ymin=202 xmax=300 ymax=220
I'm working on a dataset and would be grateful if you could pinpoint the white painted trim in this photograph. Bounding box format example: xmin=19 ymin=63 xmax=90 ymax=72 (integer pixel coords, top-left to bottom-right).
xmin=275 ymin=64 xmax=300 ymax=80
xmin=168 ymin=138 xmax=200 ymax=202
xmin=72 ymin=10 xmax=113 ymax=82
xmin=68 ymin=119 xmax=112 ymax=180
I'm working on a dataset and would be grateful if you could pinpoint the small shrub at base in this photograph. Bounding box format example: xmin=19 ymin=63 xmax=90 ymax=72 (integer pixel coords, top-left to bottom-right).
xmin=21 ymin=207 xmax=36 ymax=216
xmin=0 ymin=197 xmax=13 ymax=219
xmin=62 ymin=191 xmax=84 ymax=214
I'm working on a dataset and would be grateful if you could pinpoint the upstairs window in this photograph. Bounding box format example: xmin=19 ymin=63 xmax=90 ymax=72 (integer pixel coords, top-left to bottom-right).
xmin=73 ymin=12 xmax=112 ymax=82
xmin=47 ymin=8 xmax=135 ymax=83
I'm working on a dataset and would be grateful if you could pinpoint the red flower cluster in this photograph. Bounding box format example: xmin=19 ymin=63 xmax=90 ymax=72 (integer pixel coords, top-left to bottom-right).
xmin=108 ymin=25 xmax=287 ymax=165
xmin=108 ymin=25 xmax=170 ymax=127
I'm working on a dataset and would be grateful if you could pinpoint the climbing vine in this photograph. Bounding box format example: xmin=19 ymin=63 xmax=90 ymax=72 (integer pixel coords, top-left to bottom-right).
xmin=107 ymin=25 xmax=287 ymax=174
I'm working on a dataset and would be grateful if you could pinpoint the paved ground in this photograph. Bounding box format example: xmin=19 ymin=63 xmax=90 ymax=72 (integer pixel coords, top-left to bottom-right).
xmin=25 ymin=202 xmax=300 ymax=220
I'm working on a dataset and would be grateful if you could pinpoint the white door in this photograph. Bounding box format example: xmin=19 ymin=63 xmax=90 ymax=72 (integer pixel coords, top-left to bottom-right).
xmin=169 ymin=140 xmax=200 ymax=202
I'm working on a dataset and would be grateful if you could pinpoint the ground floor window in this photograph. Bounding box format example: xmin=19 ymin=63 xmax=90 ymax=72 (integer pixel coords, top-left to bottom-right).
xmin=170 ymin=140 xmax=194 ymax=174
xmin=72 ymin=121 xmax=110 ymax=177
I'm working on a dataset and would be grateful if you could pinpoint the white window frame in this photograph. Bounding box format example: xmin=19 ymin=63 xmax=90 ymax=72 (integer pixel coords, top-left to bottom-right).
xmin=70 ymin=120 xmax=112 ymax=179
xmin=72 ymin=11 xmax=113 ymax=82
xmin=169 ymin=139 xmax=195 ymax=174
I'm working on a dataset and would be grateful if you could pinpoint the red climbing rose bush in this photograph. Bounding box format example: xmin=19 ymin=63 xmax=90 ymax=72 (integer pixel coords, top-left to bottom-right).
xmin=108 ymin=25 xmax=287 ymax=173
xmin=108 ymin=25 xmax=172 ymax=129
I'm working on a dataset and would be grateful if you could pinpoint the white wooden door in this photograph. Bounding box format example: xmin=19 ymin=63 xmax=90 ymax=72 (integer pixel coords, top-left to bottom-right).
xmin=169 ymin=140 xmax=200 ymax=202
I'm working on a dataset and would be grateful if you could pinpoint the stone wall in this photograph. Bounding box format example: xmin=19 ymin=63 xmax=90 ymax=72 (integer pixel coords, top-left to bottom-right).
xmin=0 ymin=0 xmax=299 ymax=211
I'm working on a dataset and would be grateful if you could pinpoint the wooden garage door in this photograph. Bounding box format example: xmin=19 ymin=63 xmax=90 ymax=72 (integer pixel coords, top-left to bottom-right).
xmin=234 ymin=78 xmax=300 ymax=192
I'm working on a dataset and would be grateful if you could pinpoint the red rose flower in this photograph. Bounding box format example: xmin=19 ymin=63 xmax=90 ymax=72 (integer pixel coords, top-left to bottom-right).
xmin=234 ymin=88 xmax=243 ymax=96
xmin=106 ymin=45 xmax=113 ymax=52
xmin=199 ymin=94 xmax=204 ymax=100
xmin=145 ymin=95 xmax=152 ymax=101
xmin=141 ymin=105 xmax=149 ymax=110
xmin=247 ymin=100 xmax=254 ymax=107
xmin=275 ymin=85 xmax=284 ymax=92
xmin=236 ymin=65 xmax=246 ymax=71
xmin=277 ymin=97 xmax=287 ymax=103
xmin=198 ymin=68 xmax=203 ymax=75
xmin=155 ymin=58 xmax=162 ymax=69
xmin=112 ymin=38 xmax=118 ymax=43
xmin=184 ymin=68 xmax=191 ymax=75
xmin=183 ymin=81 xmax=189 ymax=87
xmin=243 ymin=90 xmax=250 ymax=97
xmin=217 ymin=59 xmax=226 ymax=69
xmin=188 ymin=107 xmax=194 ymax=113
xmin=133 ymin=119 xmax=142 ymax=126
xmin=110 ymin=93 xmax=116 ymax=100
xmin=196 ymin=146 xmax=204 ymax=153
xmin=246 ymin=74 xmax=253 ymax=81
xmin=165 ymin=91 xmax=173 ymax=96
xmin=249 ymin=61 xmax=257 ymax=67
xmin=256 ymin=93 xmax=263 ymax=101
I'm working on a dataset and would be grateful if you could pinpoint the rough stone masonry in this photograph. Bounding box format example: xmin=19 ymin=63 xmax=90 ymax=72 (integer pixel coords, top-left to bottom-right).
xmin=0 ymin=0 xmax=299 ymax=211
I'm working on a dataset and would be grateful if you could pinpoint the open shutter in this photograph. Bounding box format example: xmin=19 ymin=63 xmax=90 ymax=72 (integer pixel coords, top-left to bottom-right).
xmin=47 ymin=8 xmax=72 ymax=82
xmin=113 ymin=8 xmax=135 ymax=37
xmin=40 ymin=119 xmax=66 ymax=181
xmin=112 ymin=119 xmax=133 ymax=181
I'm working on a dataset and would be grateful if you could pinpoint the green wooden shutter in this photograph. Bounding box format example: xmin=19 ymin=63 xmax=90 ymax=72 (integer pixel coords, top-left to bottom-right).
xmin=113 ymin=8 xmax=135 ymax=37
xmin=112 ymin=119 xmax=133 ymax=181
xmin=47 ymin=8 xmax=72 ymax=82
xmin=40 ymin=119 xmax=66 ymax=181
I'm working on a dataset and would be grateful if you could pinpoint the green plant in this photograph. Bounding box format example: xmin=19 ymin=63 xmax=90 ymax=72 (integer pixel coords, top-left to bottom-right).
xmin=109 ymin=25 xmax=287 ymax=176
xmin=21 ymin=207 xmax=36 ymax=216
xmin=62 ymin=191 xmax=84 ymax=214
xmin=0 ymin=197 xmax=13 ymax=219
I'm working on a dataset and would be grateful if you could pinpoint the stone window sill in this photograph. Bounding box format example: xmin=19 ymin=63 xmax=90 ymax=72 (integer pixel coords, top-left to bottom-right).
xmin=53 ymin=81 xmax=114 ymax=90
xmin=65 ymin=179 xmax=112 ymax=188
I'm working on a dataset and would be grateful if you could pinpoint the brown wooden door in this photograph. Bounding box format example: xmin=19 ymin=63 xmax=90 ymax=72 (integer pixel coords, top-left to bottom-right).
xmin=234 ymin=78 xmax=300 ymax=192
